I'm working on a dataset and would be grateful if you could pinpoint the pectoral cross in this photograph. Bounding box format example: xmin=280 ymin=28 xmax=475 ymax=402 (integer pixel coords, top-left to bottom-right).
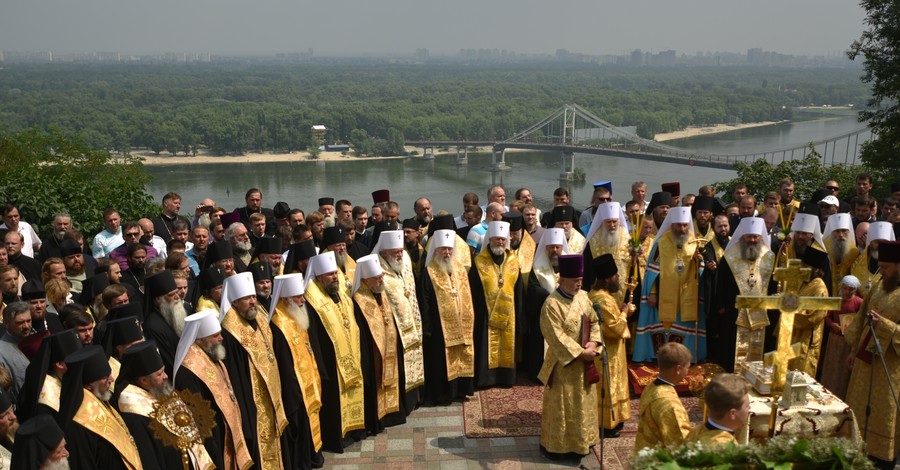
xmin=735 ymin=259 xmax=841 ymax=393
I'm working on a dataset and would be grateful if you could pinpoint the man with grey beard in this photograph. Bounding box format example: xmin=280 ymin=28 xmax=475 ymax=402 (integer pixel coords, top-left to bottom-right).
xmin=374 ymin=230 xmax=425 ymax=409
xmin=823 ymin=213 xmax=859 ymax=294
xmin=142 ymin=270 xmax=186 ymax=377
xmin=468 ymin=221 xmax=523 ymax=388
xmin=851 ymin=221 xmax=895 ymax=298
xmin=351 ymin=255 xmax=407 ymax=432
xmin=59 ymin=345 xmax=141 ymax=470
xmin=220 ymin=272 xmax=287 ymax=469
xmin=419 ymin=231 xmax=476 ymax=405
xmin=226 ymin=222 xmax=253 ymax=272
xmin=303 ymin=252 xmax=367 ymax=453
xmin=11 ymin=415 xmax=70 ymax=470
xmin=710 ymin=217 xmax=776 ymax=372
xmin=523 ymin=228 xmax=568 ymax=381
xmin=175 ymin=310 xmax=252 ymax=470
xmin=270 ymin=273 xmax=327 ymax=469
xmin=633 ymin=207 xmax=706 ymax=363
xmin=582 ymin=202 xmax=631 ymax=304
xmin=117 ymin=340 xmax=213 ymax=470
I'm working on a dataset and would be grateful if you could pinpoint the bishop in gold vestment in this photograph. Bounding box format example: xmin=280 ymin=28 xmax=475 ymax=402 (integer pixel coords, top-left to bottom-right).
xmin=174 ymin=310 xmax=253 ymax=470
xmin=470 ymin=221 xmax=523 ymax=388
xmin=850 ymin=221 xmax=895 ymax=298
xmin=538 ymin=255 xmax=601 ymax=458
xmin=270 ymin=273 xmax=326 ymax=469
xmin=219 ymin=272 xmax=287 ymax=470
xmin=420 ymin=230 xmax=476 ymax=405
xmin=351 ymin=255 xmax=405 ymax=430
xmin=303 ymin=252 xmax=367 ymax=452
xmin=845 ymin=240 xmax=900 ymax=463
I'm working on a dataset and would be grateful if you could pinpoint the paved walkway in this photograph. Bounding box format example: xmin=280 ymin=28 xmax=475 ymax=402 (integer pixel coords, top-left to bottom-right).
xmin=323 ymin=402 xmax=603 ymax=469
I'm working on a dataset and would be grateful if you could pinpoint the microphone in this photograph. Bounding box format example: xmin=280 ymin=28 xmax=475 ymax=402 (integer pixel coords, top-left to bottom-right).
xmin=592 ymin=302 xmax=605 ymax=323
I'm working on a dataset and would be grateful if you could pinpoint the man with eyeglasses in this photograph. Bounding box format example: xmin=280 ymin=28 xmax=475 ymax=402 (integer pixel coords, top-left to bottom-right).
xmin=579 ymin=182 xmax=612 ymax=232
xmin=822 ymin=180 xmax=851 ymax=213
xmin=108 ymin=221 xmax=160 ymax=271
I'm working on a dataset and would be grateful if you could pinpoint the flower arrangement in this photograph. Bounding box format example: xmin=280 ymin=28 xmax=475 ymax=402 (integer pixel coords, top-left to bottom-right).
xmin=630 ymin=436 xmax=873 ymax=469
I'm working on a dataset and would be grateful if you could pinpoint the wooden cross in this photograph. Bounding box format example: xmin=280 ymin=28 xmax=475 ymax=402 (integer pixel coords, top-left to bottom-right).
xmin=735 ymin=259 xmax=841 ymax=393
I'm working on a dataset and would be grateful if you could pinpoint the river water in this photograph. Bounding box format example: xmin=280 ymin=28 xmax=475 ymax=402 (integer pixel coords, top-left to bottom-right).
xmin=145 ymin=113 xmax=868 ymax=216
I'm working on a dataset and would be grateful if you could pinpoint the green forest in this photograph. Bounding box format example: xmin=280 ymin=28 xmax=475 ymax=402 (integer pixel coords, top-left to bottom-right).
xmin=0 ymin=63 xmax=870 ymax=156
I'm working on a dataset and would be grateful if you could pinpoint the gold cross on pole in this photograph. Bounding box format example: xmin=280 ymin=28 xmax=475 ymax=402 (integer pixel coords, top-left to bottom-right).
xmin=735 ymin=259 xmax=841 ymax=393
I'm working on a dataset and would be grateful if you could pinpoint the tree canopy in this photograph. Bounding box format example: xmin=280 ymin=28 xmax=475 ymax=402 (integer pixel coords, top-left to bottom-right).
xmin=848 ymin=0 xmax=900 ymax=177
xmin=0 ymin=128 xmax=157 ymax=240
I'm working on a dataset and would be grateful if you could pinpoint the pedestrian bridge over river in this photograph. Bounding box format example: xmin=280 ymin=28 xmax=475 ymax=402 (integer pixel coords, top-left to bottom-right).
xmin=407 ymin=104 xmax=871 ymax=179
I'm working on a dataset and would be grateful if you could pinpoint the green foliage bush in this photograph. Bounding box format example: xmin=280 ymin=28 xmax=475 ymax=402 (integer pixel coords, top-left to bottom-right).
xmin=0 ymin=128 xmax=158 ymax=241
xmin=716 ymin=146 xmax=865 ymax=203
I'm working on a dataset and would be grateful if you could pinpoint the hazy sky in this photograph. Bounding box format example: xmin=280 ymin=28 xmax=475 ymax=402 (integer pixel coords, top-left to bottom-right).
xmin=1 ymin=0 xmax=867 ymax=57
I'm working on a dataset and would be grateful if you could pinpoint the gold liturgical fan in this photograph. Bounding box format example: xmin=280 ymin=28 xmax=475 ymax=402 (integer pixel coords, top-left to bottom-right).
xmin=149 ymin=390 xmax=216 ymax=470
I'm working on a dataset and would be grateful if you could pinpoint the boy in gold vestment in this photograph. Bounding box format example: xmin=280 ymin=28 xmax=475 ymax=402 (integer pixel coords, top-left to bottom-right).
xmin=634 ymin=342 xmax=692 ymax=451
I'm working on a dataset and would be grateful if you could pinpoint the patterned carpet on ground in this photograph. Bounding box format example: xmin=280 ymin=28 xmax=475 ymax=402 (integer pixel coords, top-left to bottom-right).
xmin=463 ymin=378 xmax=704 ymax=460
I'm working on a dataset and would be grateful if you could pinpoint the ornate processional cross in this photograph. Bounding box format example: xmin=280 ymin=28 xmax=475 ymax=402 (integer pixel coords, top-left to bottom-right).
xmin=734 ymin=259 xmax=841 ymax=393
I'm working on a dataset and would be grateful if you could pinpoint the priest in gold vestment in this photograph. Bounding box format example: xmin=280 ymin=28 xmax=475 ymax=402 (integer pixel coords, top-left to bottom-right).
xmin=420 ymin=230 xmax=476 ymax=405
xmin=303 ymin=252 xmax=367 ymax=452
xmin=788 ymin=248 xmax=830 ymax=376
xmin=270 ymin=273 xmax=326 ymax=469
xmin=634 ymin=342 xmax=693 ymax=452
xmin=219 ymin=272 xmax=288 ymax=470
xmin=374 ymin=229 xmax=424 ymax=411
xmin=633 ymin=207 xmax=706 ymax=363
xmin=59 ymin=345 xmax=142 ymax=470
xmin=538 ymin=254 xmax=601 ymax=459
xmin=588 ymin=253 xmax=633 ymax=436
xmin=352 ymin=255 xmax=406 ymax=429
xmin=846 ymin=240 xmax=900 ymax=466
xmin=850 ymin=221 xmax=895 ymax=298
xmin=470 ymin=221 xmax=523 ymax=388
xmin=708 ymin=217 xmax=775 ymax=372
xmin=824 ymin=213 xmax=860 ymax=295
xmin=174 ymin=310 xmax=254 ymax=470
xmin=582 ymin=202 xmax=631 ymax=304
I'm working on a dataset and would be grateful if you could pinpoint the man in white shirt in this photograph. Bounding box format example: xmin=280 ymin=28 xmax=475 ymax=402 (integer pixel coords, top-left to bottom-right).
xmin=0 ymin=204 xmax=41 ymax=258
xmin=92 ymin=208 xmax=124 ymax=258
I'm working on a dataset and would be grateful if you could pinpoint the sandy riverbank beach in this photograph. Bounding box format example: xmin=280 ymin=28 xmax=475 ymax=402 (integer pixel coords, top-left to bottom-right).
xmin=653 ymin=121 xmax=780 ymax=142
xmin=137 ymin=120 xmax=781 ymax=166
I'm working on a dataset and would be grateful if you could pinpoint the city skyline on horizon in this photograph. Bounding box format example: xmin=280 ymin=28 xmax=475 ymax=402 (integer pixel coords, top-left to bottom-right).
xmin=1 ymin=0 xmax=867 ymax=58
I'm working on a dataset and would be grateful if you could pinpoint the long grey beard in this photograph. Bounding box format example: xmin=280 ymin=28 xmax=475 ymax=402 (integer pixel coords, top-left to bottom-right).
xmin=149 ymin=381 xmax=175 ymax=399
xmin=91 ymin=388 xmax=112 ymax=403
xmin=673 ymin=232 xmax=689 ymax=250
xmin=286 ymin=302 xmax=310 ymax=330
xmin=41 ymin=457 xmax=71 ymax=470
xmin=324 ymin=216 xmax=336 ymax=228
xmin=197 ymin=213 xmax=212 ymax=228
xmin=385 ymin=256 xmax=404 ymax=274
xmin=160 ymin=299 xmax=188 ymax=337
xmin=437 ymin=257 xmax=454 ymax=275
xmin=202 ymin=342 xmax=226 ymax=362
xmin=832 ymin=238 xmax=847 ymax=264
xmin=335 ymin=251 xmax=348 ymax=269
xmin=742 ymin=243 xmax=761 ymax=261
xmin=234 ymin=239 xmax=252 ymax=254
xmin=549 ymin=255 xmax=559 ymax=268
xmin=489 ymin=245 xmax=506 ymax=256
xmin=600 ymin=228 xmax=618 ymax=249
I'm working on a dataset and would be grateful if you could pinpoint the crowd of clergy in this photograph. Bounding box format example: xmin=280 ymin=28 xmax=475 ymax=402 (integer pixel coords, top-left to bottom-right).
xmin=0 ymin=174 xmax=897 ymax=468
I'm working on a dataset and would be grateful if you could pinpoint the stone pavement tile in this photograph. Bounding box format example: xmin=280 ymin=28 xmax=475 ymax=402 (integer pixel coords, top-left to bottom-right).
xmin=387 ymin=438 xmax=413 ymax=451
xmin=489 ymin=437 xmax=517 ymax=447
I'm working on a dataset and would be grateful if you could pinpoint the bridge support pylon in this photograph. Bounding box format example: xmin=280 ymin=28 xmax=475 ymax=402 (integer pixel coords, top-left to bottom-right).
xmin=456 ymin=146 xmax=468 ymax=165
xmin=492 ymin=149 xmax=510 ymax=171
xmin=559 ymin=151 xmax=576 ymax=180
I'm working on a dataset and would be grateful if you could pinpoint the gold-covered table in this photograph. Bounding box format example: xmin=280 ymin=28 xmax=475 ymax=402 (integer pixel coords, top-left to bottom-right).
xmin=737 ymin=372 xmax=859 ymax=445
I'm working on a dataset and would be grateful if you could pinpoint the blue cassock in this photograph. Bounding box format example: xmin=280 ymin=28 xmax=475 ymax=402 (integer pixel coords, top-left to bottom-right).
xmin=632 ymin=239 xmax=707 ymax=363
